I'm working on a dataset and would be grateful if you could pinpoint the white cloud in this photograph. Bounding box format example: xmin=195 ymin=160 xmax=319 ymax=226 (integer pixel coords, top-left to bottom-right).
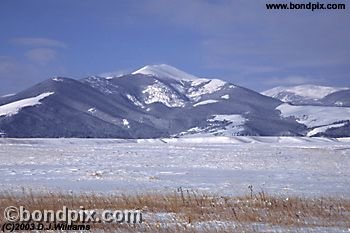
xmin=0 ymin=37 xmax=67 ymax=94
xmin=0 ymin=57 xmax=40 ymax=94
xmin=144 ymin=0 xmax=350 ymax=86
xmin=11 ymin=37 xmax=66 ymax=48
xmin=0 ymin=55 xmax=67 ymax=95
xmin=25 ymin=48 xmax=58 ymax=65
xmin=99 ymin=69 xmax=132 ymax=78
xmin=144 ymin=0 xmax=250 ymax=33
xmin=0 ymin=57 xmax=16 ymax=73
xmin=266 ymin=75 xmax=317 ymax=86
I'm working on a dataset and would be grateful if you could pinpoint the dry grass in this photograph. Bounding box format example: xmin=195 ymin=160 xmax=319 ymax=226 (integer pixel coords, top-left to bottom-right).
xmin=0 ymin=188 xmax=349 ymax=232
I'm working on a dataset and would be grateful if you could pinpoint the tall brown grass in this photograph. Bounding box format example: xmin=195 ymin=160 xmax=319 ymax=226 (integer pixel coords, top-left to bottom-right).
xmin=0 ymin=188 xmax=349 ymax=232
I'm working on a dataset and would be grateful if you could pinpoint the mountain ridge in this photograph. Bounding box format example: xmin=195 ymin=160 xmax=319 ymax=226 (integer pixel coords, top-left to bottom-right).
xmin=0 ymin=65 xmax=349 ymax=138
xmin=262 ymin=84 xmax=349 ymax=106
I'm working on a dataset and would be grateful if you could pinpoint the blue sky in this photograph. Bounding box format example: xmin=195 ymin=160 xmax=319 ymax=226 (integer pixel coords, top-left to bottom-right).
xmin=0 ymin=0 xmax=349 ymax=95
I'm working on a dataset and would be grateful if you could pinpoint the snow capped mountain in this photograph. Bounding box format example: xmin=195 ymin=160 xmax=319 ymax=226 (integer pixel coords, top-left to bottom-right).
xmin=131 ymin=64 xmax=232 ymax=104
xmin=0 ymin=64 xmax=349 ymax=138
xmin=262 ymin=85 xmax=348 ymax=105
xmin=83 ymin=65 xmax=231 ymax=109
xmin=132 ymin=64 xmax=199 ymax=81
xmin=263 ymin=85 xmax=343 ymax=100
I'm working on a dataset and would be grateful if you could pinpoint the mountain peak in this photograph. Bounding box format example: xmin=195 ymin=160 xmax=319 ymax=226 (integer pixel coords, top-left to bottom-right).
xmin=132 ymin=64 xmax=199 ymax=81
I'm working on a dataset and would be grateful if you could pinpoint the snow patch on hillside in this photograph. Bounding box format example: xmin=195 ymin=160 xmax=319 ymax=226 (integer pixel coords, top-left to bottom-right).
xmin=277 ymin=103 xmax=350 ymax=128
xmin=52 ymin=77 xmax=64 ymax=82
xmin=190 ymin=79 xmax=209 ymax=86
xmin=307 ymin=123 xmax=347 ymax=137
xmin=0 ymin=92 xmax=54 ymax=117
xmin=126 ymin=94 xmax=144 ymax=108
xmin=122 ymin=119 xmax=130 ymax=128
xmin=83 ymin=76 xmax=117 ymax=95
xmin=177 ymin=115 xmax=247 ymax=137
xmin=207 ymin=114 xmax=246 ymax=136
xmin=87 ymin=108 xmax=96 ymax=114
xmin=193 ymin=99 xmax=219 ymax=107
xmin=188 ymin=79 xmax=226 ymax=100
xmin=221 ymin=94 xmax=230 ymax=99
xmin=1 ymin=93 xmax=16 ymax=98
xmin=335 ymin=101 xmax=344 ymax=106
xmin=208 ymin=114 xmax=246 ymax=124
xmin=142 ymin=83 xmax=185 ymax=107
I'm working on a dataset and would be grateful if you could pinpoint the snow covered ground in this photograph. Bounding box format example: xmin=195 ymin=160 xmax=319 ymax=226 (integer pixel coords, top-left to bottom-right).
xmin=0 ymin=92 xmax=54 ymax=117
xmin=0 ymin=137 xmax=349 ymax=197
xmin=277 ymin=103 xmax=350 ymax=128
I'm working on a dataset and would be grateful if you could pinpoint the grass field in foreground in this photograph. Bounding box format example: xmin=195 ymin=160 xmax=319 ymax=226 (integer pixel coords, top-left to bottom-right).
xmin=0 ymin=189 xmax=349 ymax=232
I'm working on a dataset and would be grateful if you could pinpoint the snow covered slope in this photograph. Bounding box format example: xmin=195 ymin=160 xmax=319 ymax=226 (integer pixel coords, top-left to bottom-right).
xmin=141 ymin=80 xmax=186 ymax=107
xmin=131 ymin=65 xmax=230 ymax=103
xmin=0 ymin=92 xmax=54 ymax=117
xmin=132 ymin=64 xmax=199 ymax=81
xmin=262 ymin=85 xmax=348 ymax=105
xmin=193 ymin=99 xmax=219 ymax=107
xmin=277 ymin=103 xmax=350 ymax=137
xmin=177 ymin=114 xmax=248 ymax=137
xmin=277 ymin=103 xmax=350 ymax=128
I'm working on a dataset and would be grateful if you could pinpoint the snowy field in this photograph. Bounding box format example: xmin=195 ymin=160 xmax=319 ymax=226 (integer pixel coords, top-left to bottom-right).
xmin=0 ymin=137 xmax=349 ymax=197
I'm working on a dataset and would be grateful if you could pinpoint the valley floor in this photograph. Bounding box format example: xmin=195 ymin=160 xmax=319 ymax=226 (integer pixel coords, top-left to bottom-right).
xmin=0 ymin=136 xmax=349 ymax=232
